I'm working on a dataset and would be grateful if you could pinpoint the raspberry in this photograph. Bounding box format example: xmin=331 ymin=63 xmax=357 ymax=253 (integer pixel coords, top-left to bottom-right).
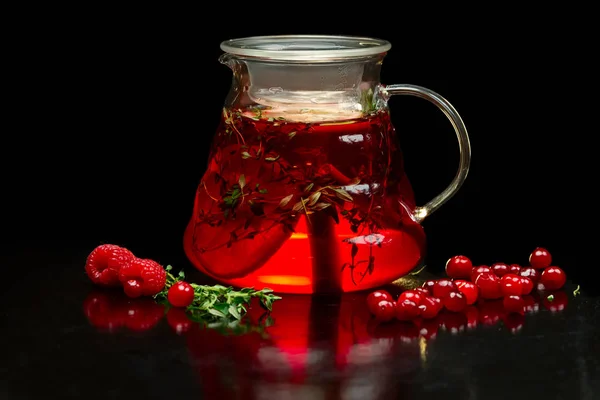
xmin=85 ymin=244 xmax=134 ymax=287
xmin=118 ymin=258 xmax=166 ymax=297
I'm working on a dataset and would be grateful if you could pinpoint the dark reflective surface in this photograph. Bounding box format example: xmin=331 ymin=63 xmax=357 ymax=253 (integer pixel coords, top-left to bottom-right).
xmin=1 ymin=245 xmax=599 ymax=400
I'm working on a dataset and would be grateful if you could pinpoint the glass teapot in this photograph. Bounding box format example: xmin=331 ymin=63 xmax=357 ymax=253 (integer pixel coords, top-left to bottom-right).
xmin=184 ymin=35 xmax=471 ymax=294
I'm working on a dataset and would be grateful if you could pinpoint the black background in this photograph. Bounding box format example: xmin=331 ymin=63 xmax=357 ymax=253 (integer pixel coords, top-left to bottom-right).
xmin=5 ymin=14 xmax=593 ymax=285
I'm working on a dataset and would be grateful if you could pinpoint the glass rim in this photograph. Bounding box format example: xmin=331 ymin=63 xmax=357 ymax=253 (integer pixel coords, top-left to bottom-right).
xmin=220 ymin=35 xmax=392 ymax=61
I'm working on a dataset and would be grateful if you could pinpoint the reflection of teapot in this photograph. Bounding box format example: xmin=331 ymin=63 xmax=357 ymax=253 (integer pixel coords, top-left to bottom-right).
xmin=184 ymin=293 xmax=415 ymax=399
xmin=184 ymin=35 xmax=471 ymax=294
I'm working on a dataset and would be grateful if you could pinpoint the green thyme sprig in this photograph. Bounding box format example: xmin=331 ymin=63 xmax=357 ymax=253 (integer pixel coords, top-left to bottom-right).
xmin=155 ymin=266 xmax=282 ymax=322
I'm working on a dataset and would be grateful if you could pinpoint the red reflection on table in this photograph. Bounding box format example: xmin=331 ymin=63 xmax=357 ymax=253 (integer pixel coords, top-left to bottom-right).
xmin=83 ymin=289 xmax=164 ymax=333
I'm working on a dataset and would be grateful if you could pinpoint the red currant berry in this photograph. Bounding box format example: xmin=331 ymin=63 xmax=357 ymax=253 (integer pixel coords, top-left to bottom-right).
xmin=475 ymin=272 xmax=503 ymax=299
xmin=500 ymin=274 xmax=523 ymax=296
xmin=167 ymin=281 xmax=195 ymax=308
xmin=542 ymin=291 xmax=568 ymax=312
xmin=471 ymin=266 xmax=491 ymax=282
xmin=503 ymin=295 xmax=525 ymax=314
xmin=395 ymin=299 xmax=421 ymax=321
xmin=491 ymin=262 xmax=510 ymax=277
xmin=520 ymin=277 xmax=534 ymax=295
xmin=367 ymin=290 xmax=393 ymax=315
xmin=422 ymin=280 xmax=436 ymax=294
xmin=539 ymin=266 xmax=567 ymax=291
xmin=433 ymin=279 xmax=458 ymax=299
xmin=443 ymin=291 xmax=467 ymax=313
xmin=519 ymin=267 xmax=540 ymax=283
xmin=454 ymin=280 xmax=479 ymax=305
xmin=529 ymin=247 xmax=552 ymax=269
xmin=413 ymin=287 xmax=430 ymax=296
xmin=372 ymin=300 xmax=396 ymax=322
xmin=398 ymin=289 xmax=424 ymax=306
xmin=445 ymin=255 xmax=473 ymax=279
xmin=419 ymin=296 xmax=443 ymax=319
xmin=508 ymin=264 xmax=521 ymax=274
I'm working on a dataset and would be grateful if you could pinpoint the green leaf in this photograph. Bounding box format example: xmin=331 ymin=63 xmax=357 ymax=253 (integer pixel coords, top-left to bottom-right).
xmin=547 ymin=294 xmax=554 ymax=302
xmin=212 ymin=302 xmax=230 ymax=316
xmin=259 ymin=188 xmax=268 ymax=194
xmin=238 ymin=174 xmax=246 ymax=189
xmin=178 ymin=270 xmax=185 ymax=279
xmin=241 ymin=151 xmax=252 ymax=159
xmin=265 ymin=155 xmax=280 ymax=162
xmin=288 ymin=131 xmax=296 ymax=139
xmin=208 ymin=308 xmax=227 ymax=318
xmin=228 ymin=305 xmax=242 ymax=320
xmin=165 ymin=265 xmax=173 ymax=271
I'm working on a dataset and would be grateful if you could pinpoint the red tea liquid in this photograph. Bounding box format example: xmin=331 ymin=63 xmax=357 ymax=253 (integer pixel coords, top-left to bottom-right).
xmin=184 ymin=108 xmax=425 ymax=294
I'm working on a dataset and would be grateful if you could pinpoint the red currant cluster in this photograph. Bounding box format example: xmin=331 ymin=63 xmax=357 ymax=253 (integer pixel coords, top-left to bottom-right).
xmin=367 ymin=247 xmax=567 ymax=323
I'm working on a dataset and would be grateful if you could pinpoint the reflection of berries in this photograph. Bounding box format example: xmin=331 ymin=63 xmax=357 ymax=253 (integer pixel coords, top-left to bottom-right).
xmin=82 ymin=290 xmax=124 ymax=332
xmin=463 ymin=305 xmax=478 ymax=330
xmin=118 ymin=258 xmax=166 ymax=298
xmin=85 ymin=244 xmax=134 ymax=287
xmin=439 ymin=310 xmax=467 ymax=334
xmin=478 ymin=300 xmax=505 ymax=326
xmin=83 ymin=290 xmax=165 ymax=332
xmin=502 ymin=313 xmax=525 ymax=334
xmin=167 ymin=308 xmax=193 ymax=334
xmin=542 ymin=291 xmax=568 ymax=312
xmin=122 ymin=298 xmax=164 ymax=331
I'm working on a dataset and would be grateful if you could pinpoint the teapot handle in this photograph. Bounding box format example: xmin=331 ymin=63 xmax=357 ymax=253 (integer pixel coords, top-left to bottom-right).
xmin=381 ymin=84 xmax=471 ymax=223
